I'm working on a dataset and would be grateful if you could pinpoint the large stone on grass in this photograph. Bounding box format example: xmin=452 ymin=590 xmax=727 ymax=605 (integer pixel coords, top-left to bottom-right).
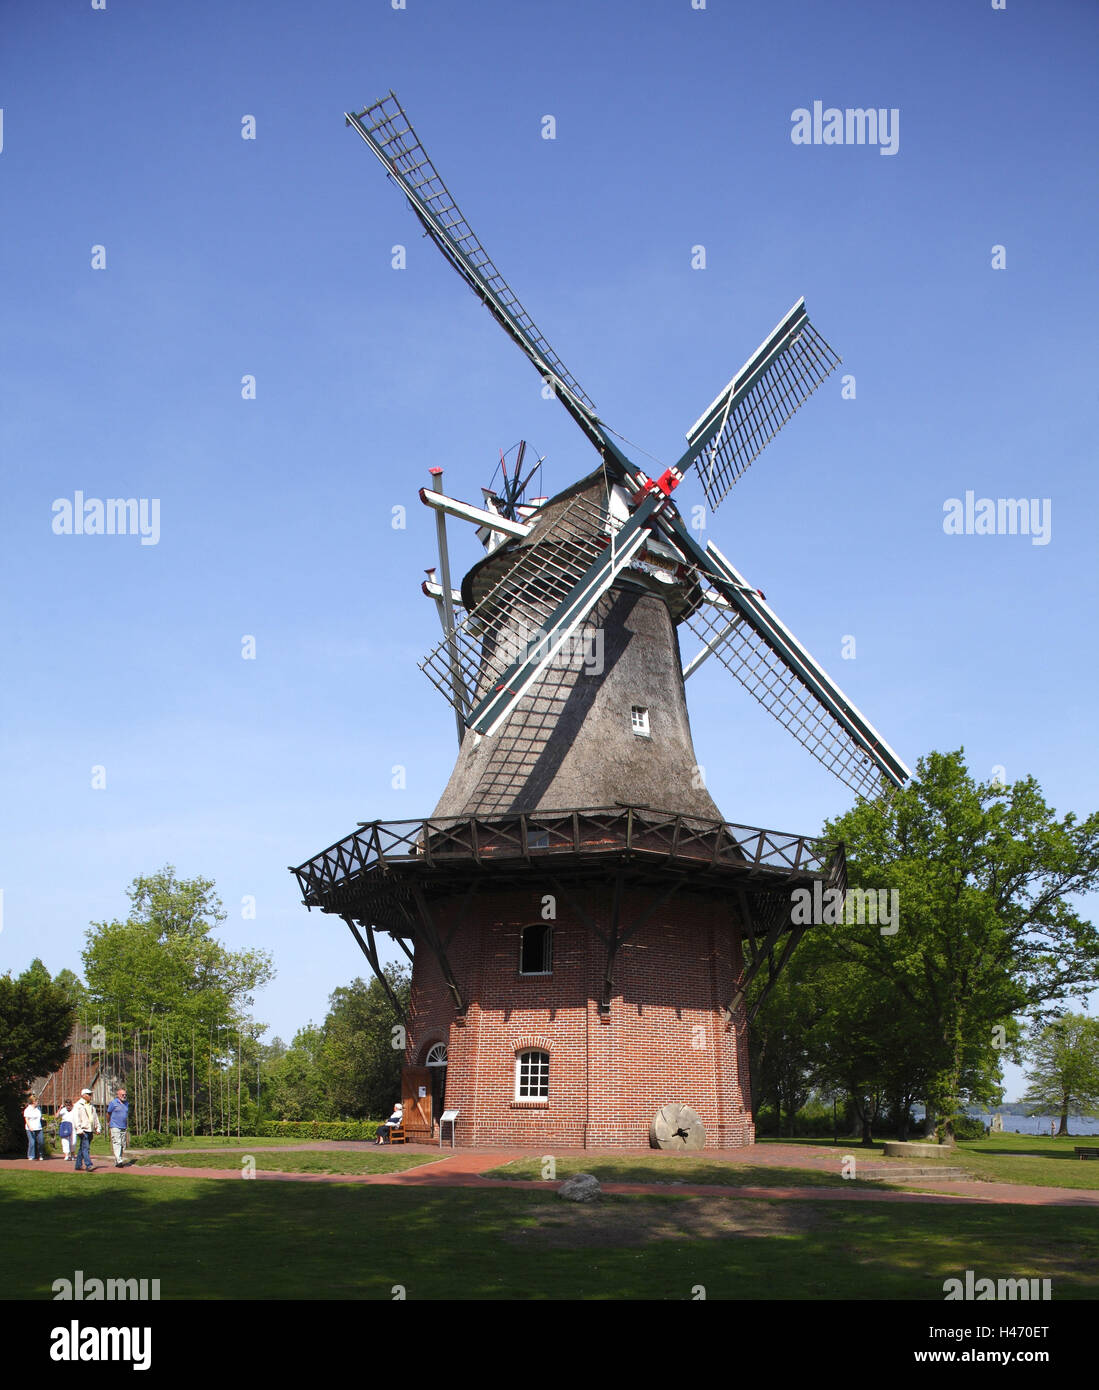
xmin=558 ymin=1173 xmax=601 ymax=1202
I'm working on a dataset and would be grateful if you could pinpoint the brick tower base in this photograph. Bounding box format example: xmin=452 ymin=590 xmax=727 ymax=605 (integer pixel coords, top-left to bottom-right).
xmin=405 ymin=885 xmax=756 ymax=1149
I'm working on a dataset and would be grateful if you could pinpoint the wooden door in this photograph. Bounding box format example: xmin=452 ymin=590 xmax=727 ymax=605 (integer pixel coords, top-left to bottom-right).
xmin=401 ymin=1066 xmax=433 ymax=1140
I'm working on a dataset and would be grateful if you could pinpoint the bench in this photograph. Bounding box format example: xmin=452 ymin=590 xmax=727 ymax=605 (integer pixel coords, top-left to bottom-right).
xmin=1074 ymin=1146 xmax=1099 ymax=1160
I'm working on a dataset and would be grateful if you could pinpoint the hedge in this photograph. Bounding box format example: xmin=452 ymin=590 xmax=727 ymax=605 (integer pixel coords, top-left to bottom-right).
xmin=255 ymin=1120 xmax=380 ymax=1142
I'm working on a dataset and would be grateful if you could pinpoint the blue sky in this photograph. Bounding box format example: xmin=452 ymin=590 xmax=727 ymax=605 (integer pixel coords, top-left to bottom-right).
xmin=2 ymin=0 xmax=1096 ymax=1101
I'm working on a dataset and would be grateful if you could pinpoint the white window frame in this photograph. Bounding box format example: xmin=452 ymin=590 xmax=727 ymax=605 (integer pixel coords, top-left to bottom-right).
xmin=515 ymin=1049 xmax=549 ymax=1101
xmin=631 ymin=705 xmax=650 ymax=737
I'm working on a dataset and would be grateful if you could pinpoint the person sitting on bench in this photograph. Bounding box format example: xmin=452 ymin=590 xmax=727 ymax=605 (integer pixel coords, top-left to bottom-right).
xmin=375 ymin=1103 xmax=403 ymax=1144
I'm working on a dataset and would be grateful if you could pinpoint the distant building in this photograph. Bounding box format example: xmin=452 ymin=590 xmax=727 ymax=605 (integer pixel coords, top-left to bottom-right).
xmin=30 ymin=1025 xmax=133 ymax=1114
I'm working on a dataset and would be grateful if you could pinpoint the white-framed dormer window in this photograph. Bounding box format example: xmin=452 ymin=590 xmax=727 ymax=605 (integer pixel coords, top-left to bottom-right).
xmin=515 ymin=1049 xmax=549 ymax=1101
xmin=631 ymin=706 xmax=650 ymax=737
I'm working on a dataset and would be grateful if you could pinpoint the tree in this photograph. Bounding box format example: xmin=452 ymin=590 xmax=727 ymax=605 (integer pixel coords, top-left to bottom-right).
xmin=749 ymin=950 xmax=826 ymax=1135
xmin=820 ymin=750 xmax=1099 ymax=1142
xmin=51 ymin=968 xmax=87 ymax=1009
xmin=1022 ymin=1014 xmax=1099 ymax=1135
xmin=262 ymin=967 xmax=412 ymax=1122
xmin=264 ymin=1026 xmax=326 ymax=1120
xmin=0 ymin=967 xmax=75 ymax=1151
xmin=82 ymin=866 xmax=275 ymax=1135
xmin=319 ymin=967 xmax=411 ymax=1120
xmin=18 ymin=959 xmax=51 ymax=990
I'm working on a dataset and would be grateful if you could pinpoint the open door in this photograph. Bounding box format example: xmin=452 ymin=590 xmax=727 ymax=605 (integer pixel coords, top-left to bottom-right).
xmin=401 ymin=1066 xmax=433 ymax=1141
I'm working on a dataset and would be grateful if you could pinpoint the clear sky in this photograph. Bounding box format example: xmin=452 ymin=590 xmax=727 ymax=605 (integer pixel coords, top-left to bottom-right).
xmin=2 ymin=0 xmax=1096 ymax=1101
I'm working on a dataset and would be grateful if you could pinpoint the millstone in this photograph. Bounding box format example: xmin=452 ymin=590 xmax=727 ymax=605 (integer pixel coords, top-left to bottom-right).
xmin=650 ymin=1103 xmax=705 ymax=1150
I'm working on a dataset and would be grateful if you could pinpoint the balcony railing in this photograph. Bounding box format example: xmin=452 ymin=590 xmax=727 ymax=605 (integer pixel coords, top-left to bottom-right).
xmin=291 ymin=805 xmax=835 ymax=910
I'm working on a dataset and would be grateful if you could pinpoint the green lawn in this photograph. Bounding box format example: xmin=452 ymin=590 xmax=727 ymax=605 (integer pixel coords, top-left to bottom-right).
xmin=135 ymin=1150 xmax=439 ymax=1176
xmin=759 ymin=1133 xmax=1099 ymax=1192
xmin=2 ymin=1170 xmax=1097 ymax=1300
xmin=482 ymin=1155 xmax=846 ymax=1187
xmin=130 ymin=1135 xmax=338 ymax=1150
xmin=939 ymin=1134 xmax=1099 ymax=1192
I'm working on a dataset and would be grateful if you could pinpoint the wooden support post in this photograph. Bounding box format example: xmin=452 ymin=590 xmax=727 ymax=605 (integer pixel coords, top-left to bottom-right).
xmin=721 ymin=890 xmax=796 ymax=1022
xmin=410 ymin=884 xmax=466 ymax=1016
xmin=341 ymin=917 xmax=408 ymax=1024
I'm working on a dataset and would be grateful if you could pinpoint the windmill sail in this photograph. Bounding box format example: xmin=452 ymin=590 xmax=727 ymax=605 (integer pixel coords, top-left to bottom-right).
xmin=346 ymin=93 xmax=612 ymax=458
xmin=350 ymin=92 xmax=908 ymax=796
xmin=680 ymin=300 xmax=841 ymax=511
xmin=677 ymin=539 xmax=909 ymax=797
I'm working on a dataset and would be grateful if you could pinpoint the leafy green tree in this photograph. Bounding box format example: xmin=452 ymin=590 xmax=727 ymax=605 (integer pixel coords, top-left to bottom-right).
xmin=749 ymin=951 xmax=826 ymax=1135
xmin=1022 ymin=1014 xmax=1099 ymax=1135
xmin=319 ymin=966 xmax=411 ymax=1120
xmin=51 ymin=968 xmax=87 ymax=1008
xmin=820 ymin=750 xmax=1099 ymax=1142
xmin=82 ymin=866 xmax=274 ymax=1135
xmin=262 ymin=968 xmax=412 ymax=1122
xmin=84 ymin=867 xmax=272 ymax=1028
xmin=264 ymin=1025 xmax=326 ymax=1120
xmin=18 ymin=959 xmax=52 ymax=990
xmin=0 ymin=968 xmax=75 ymax=1151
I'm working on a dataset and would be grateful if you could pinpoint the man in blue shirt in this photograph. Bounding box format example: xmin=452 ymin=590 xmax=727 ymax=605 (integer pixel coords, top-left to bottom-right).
xmin=106 ymin=1087 xmax=130 ymax=1167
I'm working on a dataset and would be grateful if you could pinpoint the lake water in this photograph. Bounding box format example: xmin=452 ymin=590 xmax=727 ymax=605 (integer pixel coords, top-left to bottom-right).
xmin=984 ymin=1113 xmax=1099 ymax=1137
xmin=914 ymin=1109 xmax=1099 ymax=1136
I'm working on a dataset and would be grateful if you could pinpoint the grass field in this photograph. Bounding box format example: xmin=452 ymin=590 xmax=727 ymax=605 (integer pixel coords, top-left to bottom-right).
xmin=760 ymin=1134 xmax=1099 ymax=1192
xmin=135 ymin=1150 xmax=440 ymax=1176
xmin=130 ymin=1135 xmax=342 ymax=1150
xmin=482 ymin=1155 xmax=847 ymax=1187
xmin=3 ymin=1170 xmax=1097 ymax=1300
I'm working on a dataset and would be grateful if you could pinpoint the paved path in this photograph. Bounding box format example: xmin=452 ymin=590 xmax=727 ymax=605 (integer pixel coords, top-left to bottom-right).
xmin=5 ymin=1147 xmax=1099 ymax=1207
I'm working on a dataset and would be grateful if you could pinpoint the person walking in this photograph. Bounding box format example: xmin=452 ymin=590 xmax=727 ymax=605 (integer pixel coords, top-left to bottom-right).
xmin=72 ymin=1088 xmax=101 ymax=1172
xmin=106 ymin=1086 xmax=130 ymax=1167
xmin=23 ymin=1094 xmax=45 ymax=1161
xmin=57 ymin=1102 xmax=75 ymax=1161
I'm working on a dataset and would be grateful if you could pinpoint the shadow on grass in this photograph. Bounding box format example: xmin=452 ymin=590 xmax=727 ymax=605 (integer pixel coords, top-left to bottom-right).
xmin=3 ymin=1172 xmax=1097 ymax=1301
xmin=483 ymin=1158 xmax=845 ymax=1188
xmin=134 ymin=1152 xmax=437 ymax=1176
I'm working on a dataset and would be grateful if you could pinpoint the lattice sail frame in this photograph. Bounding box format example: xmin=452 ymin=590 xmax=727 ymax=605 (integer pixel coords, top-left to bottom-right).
xmin=683 ymin=302 xmax=841 ymax=512
xmin=420 ymin=495 xmax=620 ymax=713
xmin=347 ymin=93 xmax=601 ymax=433
xmin=682 ymin=585 xmax=886 ymax=800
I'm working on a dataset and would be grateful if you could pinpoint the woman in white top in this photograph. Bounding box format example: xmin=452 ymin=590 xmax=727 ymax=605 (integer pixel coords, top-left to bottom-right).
xmin=23 ymin=1099 xmax=44 ymax=1160
xmin=375 ymin=1102 xmax=403 ymax=1144
xmin=57 ymin=1103 xmax=74 ymax=1160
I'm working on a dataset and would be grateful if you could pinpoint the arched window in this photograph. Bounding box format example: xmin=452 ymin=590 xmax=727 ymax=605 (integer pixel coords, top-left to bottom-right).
xmin=515 ymin=1050 xmax=549 ymax=1101
xmin=425 ymin=1043 xmax=447 ymax=1066
xmin=520 ymin=923 xmax=553 ymax=975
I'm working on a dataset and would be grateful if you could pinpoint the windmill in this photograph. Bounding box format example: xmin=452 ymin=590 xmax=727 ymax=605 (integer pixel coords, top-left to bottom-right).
xmin=290 ymin=93 xmax=910 ymax=1149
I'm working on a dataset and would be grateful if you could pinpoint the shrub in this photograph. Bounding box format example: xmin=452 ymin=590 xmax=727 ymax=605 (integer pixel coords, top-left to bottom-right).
xmin=134 ymin=1131 xmax=174 ymax=1148
xmin=256 ymin=1119 xmax=380 ymax=1142
xmin=950 ymin=1114 xmax=987 ymax=1141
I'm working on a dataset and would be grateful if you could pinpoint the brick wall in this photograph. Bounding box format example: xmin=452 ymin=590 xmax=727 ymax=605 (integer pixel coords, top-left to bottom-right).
xmin=407 ymin=883 xmax=756 ymax=1149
